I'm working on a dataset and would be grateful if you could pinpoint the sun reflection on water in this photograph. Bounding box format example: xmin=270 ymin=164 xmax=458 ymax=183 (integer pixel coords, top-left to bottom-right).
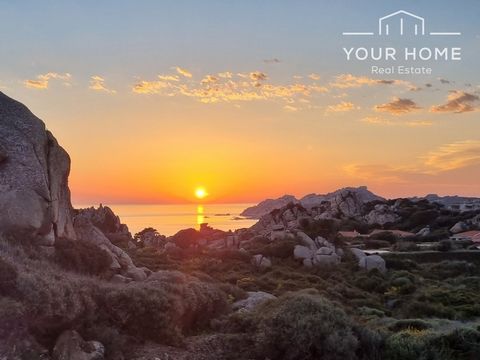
xmin=196 ymin=205 xmax=204 ymax=228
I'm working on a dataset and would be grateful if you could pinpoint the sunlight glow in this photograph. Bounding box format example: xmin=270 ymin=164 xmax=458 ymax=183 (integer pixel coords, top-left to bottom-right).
xmin=195 ymin=187 xmax=208 ymax=199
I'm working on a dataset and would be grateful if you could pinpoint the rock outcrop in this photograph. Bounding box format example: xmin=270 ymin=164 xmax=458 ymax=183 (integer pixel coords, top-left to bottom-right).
xmin=241 ymin=194 xmax=298 ymax=218
xmin=365 ymin=204 xmax=400 ymax=225
xmin=294 ymin=234 xmax=343 ymax=266
xmin=250 ymin=204 xmax=311 ymax=235
xmin=232 ymin=291 xmax=276 ymax=312
xmin=351 ymin=248 xmax=386 ymax=273
xmin=0 ymin=93 xmax=146 ymax=281
xmin=450 ymin=221 xmax=469 ymax=234
xmin=75 ymin=204 xmax=131 ymax=240
xmin=53 ymin=330 xmax=104 ymax=360
xmin=0 ymin=92 xmax=75 ymax=244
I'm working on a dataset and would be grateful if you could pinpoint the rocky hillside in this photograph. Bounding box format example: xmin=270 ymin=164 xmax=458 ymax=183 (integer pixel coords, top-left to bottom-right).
xmin=240 ymin=194 xmax=298 ymax=218
xmin=242 ymin=186 xmax=384 ymax=219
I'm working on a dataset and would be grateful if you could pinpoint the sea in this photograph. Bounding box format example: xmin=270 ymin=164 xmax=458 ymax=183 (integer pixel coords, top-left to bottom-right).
xmin=75 ymin=203 xmax=258 ymax=236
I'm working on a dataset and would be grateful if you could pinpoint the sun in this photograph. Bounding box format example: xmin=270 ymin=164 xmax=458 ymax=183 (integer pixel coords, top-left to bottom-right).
xmin=195 ymin=187 xmax=208 ymax=200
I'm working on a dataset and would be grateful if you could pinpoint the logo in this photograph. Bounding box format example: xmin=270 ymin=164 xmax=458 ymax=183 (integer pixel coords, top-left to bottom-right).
xmin=343 ymin=10 xmax=461 ymax=37
xmin=341 ymin=10 xmax=462 ymax=75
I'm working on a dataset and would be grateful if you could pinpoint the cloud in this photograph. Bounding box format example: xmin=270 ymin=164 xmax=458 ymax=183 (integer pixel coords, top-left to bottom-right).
xmin=330 ymin=74 xmax=380 ymax=88
xmin=361 ymin=116 xmax=432 ymax=127
xmin=201 ymin=75 xmax=219 ymax=84
xmin=343 ymin=164 xmax=409 ymax=183
xmin=132 ymin=70 xmax=328 ymax=108
xmin=422 ymin=140 xmax=480 ymax=172
xmin=132 ymin=80 xmax=172 ymax=94
xmin=327 ymin=101 xmax=356 ymax=113
xmin=263 ymin=58 xmax=281 ymax=64
xmin=175 ymin=66 xmax=193 ymax=78
xmin=330 ymin=74 xmax=417 ymax=91
xmin=217 ymin=72 xmax=233 ymax=79
xmin=438 ymin=78 xmax=451 ymax=84
xmin=158 ymin=75 xmax=180 ymax=81
xmin=346 ymin=140 xmax=480 ymax=184
xmin=374 ymin=97 xmax=421 ymax=115
xmin=89 ymin=75 xmax=116 ymax=94
xmin=308 ymin=73 xmax=320 ymax=81
xmin=24 ymin=72 xmax=72 ymax=89
xmin=283 ymin=105 xmax=298 ymax=112
xmin=249 ymin=71 xmax=267 ymax=82
xmin=430 ymin=91 xmax=479 ymax=114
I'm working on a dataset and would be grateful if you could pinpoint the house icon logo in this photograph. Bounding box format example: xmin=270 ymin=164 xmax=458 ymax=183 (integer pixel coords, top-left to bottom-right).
xmin=343 ymin=10 xmax=461 ymax=37
xmin=379 ymin=10 xmax=424 ymax=36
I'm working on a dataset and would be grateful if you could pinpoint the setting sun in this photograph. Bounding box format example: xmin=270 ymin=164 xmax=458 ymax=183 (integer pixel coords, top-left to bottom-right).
xmin=195 ymin=187 xmax=208 ymax=199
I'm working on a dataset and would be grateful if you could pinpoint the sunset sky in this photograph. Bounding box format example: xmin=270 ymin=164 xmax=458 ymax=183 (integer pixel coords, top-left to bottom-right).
xmin=1 ymin=0 xmax=480 ymax=204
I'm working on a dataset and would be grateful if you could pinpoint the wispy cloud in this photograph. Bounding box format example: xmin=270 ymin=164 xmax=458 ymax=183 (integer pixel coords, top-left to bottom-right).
xmin=330 ymin=74 xmax=420 ymax=93
xmin=24 ymin=72 xmax=71 ymax=90
xmin=132 ymin=70 xmax=328 ymax=107
xmin=132 ymin=79 xmax=172 ymax=94
xmin=327 ymin=101 xmax=356 ymax=113
xmin=361 ymin=116 xmax=432 ymax=127
xmin=174 ymin=66 xmax=193 ymax=78
xmin=430 ymin=90 xmax=479 ymax=114
xmin=263 ymin=58 xmax=281 ymax=64
xmin=345 ymin=140 xmax=480 ymax=183
xmin=422 ymin=140 xmax=480 ymax=172
xmin=89 ymin=75 xmax=116 ymax=94
xmin=374 ymin=97 xmax=421 ymax=115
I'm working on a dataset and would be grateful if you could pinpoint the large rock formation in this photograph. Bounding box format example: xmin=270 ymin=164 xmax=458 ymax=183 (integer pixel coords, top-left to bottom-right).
xmin=365 ymin=204 xmax=400 ymax=225
xmin=0 ymin=93 xmax=145 ymax=281
xmin=241 ymin=194 xmax=298 ymax=218
xmin=0 ymin=92 xmax=75 ymax=244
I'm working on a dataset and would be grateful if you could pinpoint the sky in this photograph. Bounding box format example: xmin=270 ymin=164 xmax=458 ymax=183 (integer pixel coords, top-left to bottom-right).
xmin=1 ymin=0 xmax=480 ymax=204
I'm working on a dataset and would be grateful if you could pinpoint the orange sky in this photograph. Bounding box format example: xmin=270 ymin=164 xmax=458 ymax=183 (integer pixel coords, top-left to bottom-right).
xmin=2 ymin=2 xmax=480 ymax=204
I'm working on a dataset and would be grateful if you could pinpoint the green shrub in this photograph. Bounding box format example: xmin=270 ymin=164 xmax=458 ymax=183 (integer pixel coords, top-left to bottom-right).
xmin=425 ymin=261 xmax=477 ymax=279
xmin=393 ymin=241 xmax=419 ymax=252
xmin=384 ymin=329 xmax=429 ymax=360
xmin=364 ymin=239 xmax=391 ymax=249
xmin=437 ymin=239 xmax=453 ymax=252
xmin=426 ymin=327 xmax=480 ymax=359
xmin=388 ymin=319 xmax=432 ymax=332
xmin=359 ymin=306 xmax=385 ymax=317
xmin=402 ymin=300 xmax=455 ymax=319
xmin=254 ymin=291 xmax=359 ymax=360
xmin=54 ymin=238 xmax=112 ymax=276
xmin=385 ymin=327 xmax=480 ymax=360
xmin=103 ymin=271 xmax=229 ymax=345
xmin=172 ymin=228 xmax=202 ymax=249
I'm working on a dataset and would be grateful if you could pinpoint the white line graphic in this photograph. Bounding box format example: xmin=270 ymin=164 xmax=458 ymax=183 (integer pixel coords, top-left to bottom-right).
xmin=342 ymin=32 xmax=374 ymax=36
xmin=342 ymin=10 xmax=461 ymax=37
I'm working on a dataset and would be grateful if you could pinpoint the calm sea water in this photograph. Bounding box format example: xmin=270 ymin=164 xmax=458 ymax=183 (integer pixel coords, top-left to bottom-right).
xmin=75 ymin=203 xmax=257 ymax=236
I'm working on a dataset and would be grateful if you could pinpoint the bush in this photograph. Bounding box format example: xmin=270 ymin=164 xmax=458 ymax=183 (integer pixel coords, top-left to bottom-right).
xmin=385 ymin=327 xmax=480 ymax=360
xmin=426 ymin=327 xmax=480 ymax=359
xmin=172 ymin=228 xmax=202 ymax=249
xmin=364 ymin=239 xmax=391 ymax=249
xmin=254 ymin=291 xmax=359 ymax=360
xmin=388 ymin=319 xmax=432 ymax=332
xmin=384 ymin=329 xmax=429 ymax=360
xmin=103 ymin=271 xmax=229 ymax=345
xmin=54 ymin=238 xmax=112 ymax=276
xmin=393 ymin=241 xmax=419 ymax=252
xmin=437 ymin=239 xmax=453 ymax=252
xmin=425 ymin=261 xmax=477 ymax=279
